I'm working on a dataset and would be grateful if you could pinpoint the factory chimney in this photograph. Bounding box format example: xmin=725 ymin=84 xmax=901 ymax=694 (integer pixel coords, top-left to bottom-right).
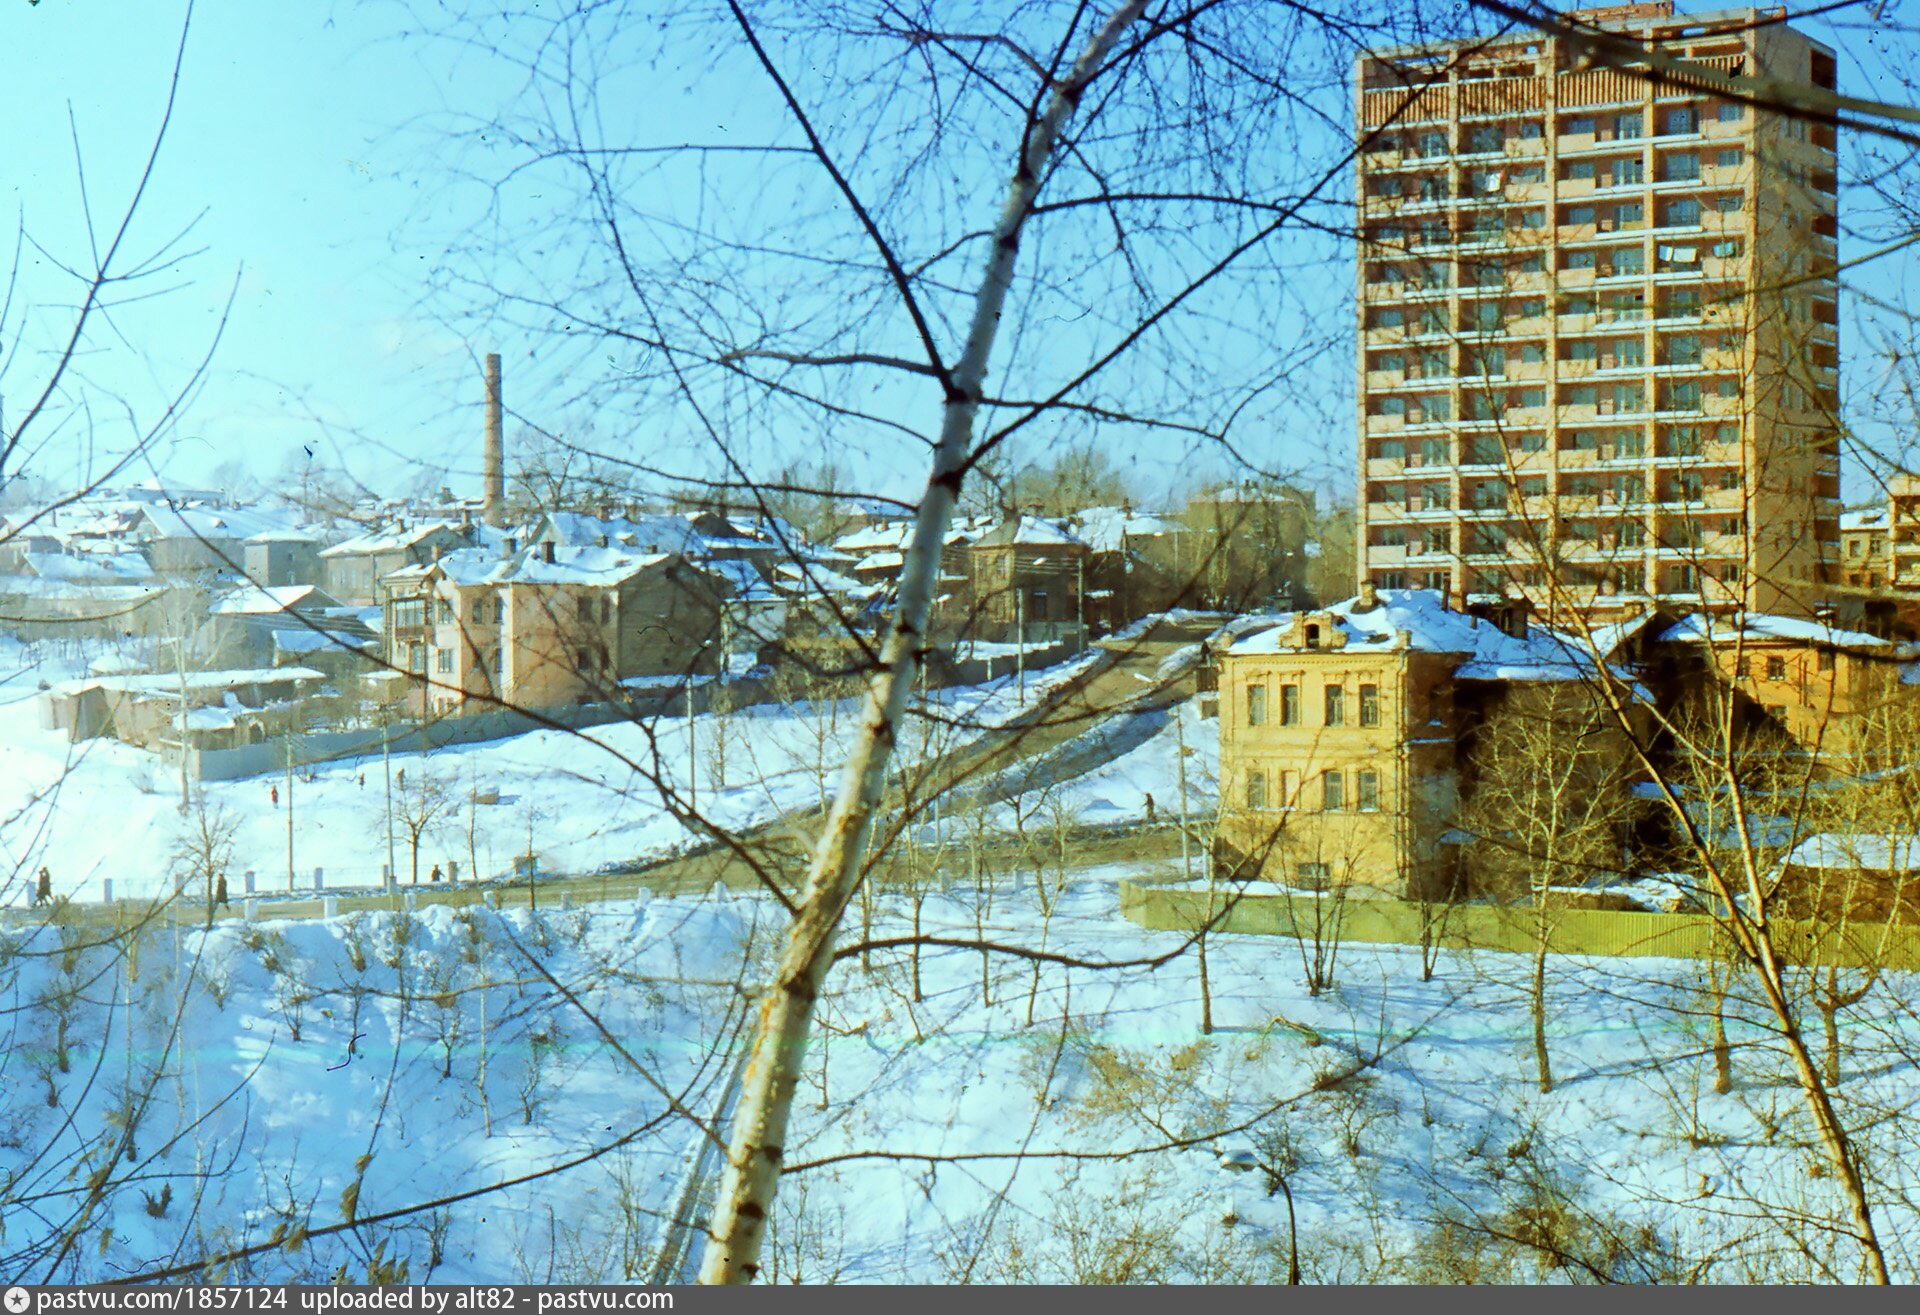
xmin=482 ymin=352 xmax=505 ymax=527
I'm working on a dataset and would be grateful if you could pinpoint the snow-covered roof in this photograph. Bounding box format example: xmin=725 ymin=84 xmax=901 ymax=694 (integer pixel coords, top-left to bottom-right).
xmin=771 ymin=561 xmax=867 ymax=597
xmin=1841 ymin=508 xmax=1889 ymax=532
xmin=699 ymin=557 xmax=778 ymax=602
xmin=1230 ymin=589 xmax=1642 ymax=691
xmin=1580 ymin=610 xmax=1660 ymax=659
xmin=537 ymin=511 xmax=705 ymax=556
xmin=506 ymin=545 xmax=673 ymax=586
xmin=54 ymin=666 xmax=325 ymax=698
xmin=319 ymin=521 xmax=467 ymax=558
xmin=834 ymin=521 xmax=912 ymax=554
xmin=1784 ymin=832 xmax=1920 ymax=873
xmin=972 ymin=515 xmax=1088 ymax=550
xmin=1655 ymin=612 xmax=1888 ymax=650
xmin=271 ymin=628 xmax=373 ymax=656
xmin=137 ymin=503 xmax=299 ymax=543
xmin=177 ymin=705 xmax=242 ymax=732
xmin=1071 ymin=506 xmax=1178 ymax=553
xmin=853 ymin=549 xmax=905 ymax=574
xmin=21 ymin=551 xmax=154 ymax=583
xmin=211 ymin=584 xmax=336 ymax=615
xmin=832 ymin=515 xmax=992 ymax=557
xmin=388 ymin=544 xmax=681 ymax=590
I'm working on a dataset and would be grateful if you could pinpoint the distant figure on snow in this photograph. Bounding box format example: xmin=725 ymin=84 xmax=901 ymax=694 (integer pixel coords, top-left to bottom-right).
xmin=357 ymin=774 xmax=365 ymax=789
xmin=270 ymin=785 xmax=279 ymax=808
xmin=34 ymin=867 xmax=51 ymax=907
xmin=215 ymin=873 xmax=229 ymax=907
xmin=430 ymin=864 xmax=443 ymax=884
xmin=1144 ymin=792 xmax=1156 ymax=824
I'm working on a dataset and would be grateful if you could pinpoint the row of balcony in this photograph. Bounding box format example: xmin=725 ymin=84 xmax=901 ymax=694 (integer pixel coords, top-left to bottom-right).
xmin=1368 ymin=161 xmax=1752 ymax=210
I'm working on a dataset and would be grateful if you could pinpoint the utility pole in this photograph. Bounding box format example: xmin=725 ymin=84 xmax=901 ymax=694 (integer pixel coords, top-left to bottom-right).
xmin=285 ymin=729 xmax=296 ymax=893
xmin=1077 ymin=551 xmax=1086 ymax=646
xmin=383 ymin=718 xmax=396 ymax=888
xmin=526 ymin=807 xmax=538 ymax=912
xmin=716 ymin=608 xmax=730 ymax=789
xmin=1175 ymin=709 xmax=1193 ymax=883
xmin=1015 ymin=569 xmax=1026 ymax=708
xmin=174 ymin=617 xmax=191 ymax=811
xmin=687 ymin=675 xmax=697 ymax=814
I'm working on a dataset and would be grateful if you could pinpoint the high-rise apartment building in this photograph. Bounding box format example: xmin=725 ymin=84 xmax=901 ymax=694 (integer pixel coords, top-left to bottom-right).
xmin=1354 ymin=3 xmax=1840 ymax=620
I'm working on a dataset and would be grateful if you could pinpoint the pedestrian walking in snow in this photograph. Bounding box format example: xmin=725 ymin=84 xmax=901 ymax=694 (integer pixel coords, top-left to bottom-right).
xmin=358 ymin=774 xmax=365 ymax=789
xmin=430 ymin=864 xmax=442 ymax=884
xmin=215 ymin=873 xmax=229 ymax=907
xmin=270 ymin=785 xmax=279 ymax=808
xmin=34 ymin=867 xmax=51 ymax=907
xmin=1144 ymin=792 xmax=1156 ymax=824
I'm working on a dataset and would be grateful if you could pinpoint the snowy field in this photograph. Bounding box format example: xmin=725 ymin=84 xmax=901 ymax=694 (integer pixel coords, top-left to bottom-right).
xmin=0 ymin=637 xmax=1108 ymax=903
xmin=2 ymin=874 xmax=1918 ymax=1283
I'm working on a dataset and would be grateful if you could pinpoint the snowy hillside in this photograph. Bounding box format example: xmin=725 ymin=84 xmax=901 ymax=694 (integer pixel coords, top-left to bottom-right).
xmin=3 ymin=877 xmax=1917 ymax=1283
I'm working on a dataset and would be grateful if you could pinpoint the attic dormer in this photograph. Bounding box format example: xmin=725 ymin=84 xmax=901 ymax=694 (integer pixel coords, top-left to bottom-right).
xmin=1280 ymin=611 xmax=1348 ymax=651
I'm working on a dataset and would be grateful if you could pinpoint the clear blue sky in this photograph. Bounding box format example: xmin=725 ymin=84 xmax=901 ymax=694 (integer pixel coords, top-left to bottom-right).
xmin=2 ymin=1 xmax=499 ymax=499
xmin=1 ymin=1 xmax=1910 ymax=512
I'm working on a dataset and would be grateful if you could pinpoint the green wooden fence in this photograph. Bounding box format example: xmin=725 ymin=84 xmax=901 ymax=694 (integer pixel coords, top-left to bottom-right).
xmin=1119 ymin=880 xmax=1920 ymax=971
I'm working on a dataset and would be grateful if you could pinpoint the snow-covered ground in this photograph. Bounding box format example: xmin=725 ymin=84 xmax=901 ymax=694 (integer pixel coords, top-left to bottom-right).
xmin=7 ymin=633 xmax=1916 ymax=1285
xmin=0 ymin=638 xmax=1106 ymax=903
xmin=3 ymin=876 xmax=1917 ymax=1283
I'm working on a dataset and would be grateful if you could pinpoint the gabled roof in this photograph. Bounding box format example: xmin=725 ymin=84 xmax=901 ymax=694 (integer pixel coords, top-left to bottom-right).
xmin=387 ymin=543 xmax=688 ymax=590
xmin=1071 ymin=505 xmax=1178 ymax=553
xmin=535 ymin=511 xmax=706 ymax=556
xmin=1655 ymin=612 xmax=1887 ymax=650
xmin=970 ymin=514 xmax=1088 ymax=550
xmin=137 ymin=503 xmax=300 ymax=543
xmin=211 ymin=584 xmax=342 ymax=615
xmin=319 ymin=521 xmax=468 ymax=559
xmin=20 ymin=551 xmax=155 ymax=584
xmin=833 ymin=521 xmax=913 ymax=554
xmin=1229 ymin=588 xmax=1628 ymax=687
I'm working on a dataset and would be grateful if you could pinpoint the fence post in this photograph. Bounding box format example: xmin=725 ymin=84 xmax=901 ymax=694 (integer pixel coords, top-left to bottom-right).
xmin=244 ymin=898 xmax=258 ymax=923
xmin=323 ymin=895 xmax=338 ymax=918
xmin=404 ymin=890 xmax=417 ymax=912
xmin=243 ymin=869 xmax=256 ymax=896
xmin=101 ymin=878 xmax=113 ymax=905
xmin=313 ymin=867 xmax=325 ymax=891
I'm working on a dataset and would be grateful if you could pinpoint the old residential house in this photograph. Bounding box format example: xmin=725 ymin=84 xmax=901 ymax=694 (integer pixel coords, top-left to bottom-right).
xmin=965 ymin=514 xmax=1091 ymax=645
xmin=1646 ymin=611 xmax=1907 ymax=761
xmin=1215 ymin=586 xmax=1634 ymax=897
xmin=320 ymin=521 xmax=475 ymax=606
xmin=383 ymin=542 xmax=728 ymax=716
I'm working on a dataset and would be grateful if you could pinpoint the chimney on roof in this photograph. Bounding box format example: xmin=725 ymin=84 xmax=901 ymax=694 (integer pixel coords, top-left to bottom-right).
xmin=482 ymin=352 xmax=506 ymax=527
xmin=540 ymin=540 xmax=555 ymax=564
xmin=1354 ymin=580 xmax=1380 ymax=613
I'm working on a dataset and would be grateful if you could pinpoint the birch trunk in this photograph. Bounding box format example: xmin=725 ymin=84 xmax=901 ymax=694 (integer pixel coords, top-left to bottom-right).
xmin=698 ymin=2 xmax=1147 ymax=1283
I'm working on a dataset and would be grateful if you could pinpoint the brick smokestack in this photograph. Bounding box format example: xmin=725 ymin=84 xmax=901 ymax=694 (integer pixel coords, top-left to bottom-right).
xmin=482 ymin=352 xmax=505 ymax=526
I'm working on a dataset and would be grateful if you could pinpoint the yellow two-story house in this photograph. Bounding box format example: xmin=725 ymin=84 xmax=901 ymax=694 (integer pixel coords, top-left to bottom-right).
xmin=1216 ymin=585 xmax=1626 ymax=897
